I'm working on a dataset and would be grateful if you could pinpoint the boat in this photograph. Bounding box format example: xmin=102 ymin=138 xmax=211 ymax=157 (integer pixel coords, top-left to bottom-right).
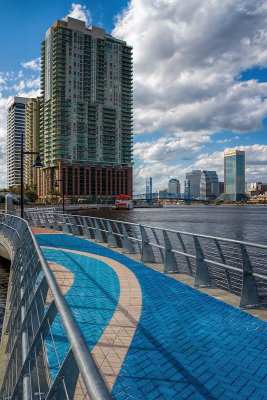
xmin=115 ymin=195 xmax=133 ymax=210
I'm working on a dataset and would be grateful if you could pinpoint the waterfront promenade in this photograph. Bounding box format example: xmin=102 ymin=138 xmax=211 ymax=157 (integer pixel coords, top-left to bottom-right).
xmin=31 ymin=226 xmax=267 ymax=400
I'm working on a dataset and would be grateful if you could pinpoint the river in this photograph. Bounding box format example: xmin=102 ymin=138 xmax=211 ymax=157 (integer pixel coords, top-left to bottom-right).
xmin=77 ymin=204 xmax=267 ymax=245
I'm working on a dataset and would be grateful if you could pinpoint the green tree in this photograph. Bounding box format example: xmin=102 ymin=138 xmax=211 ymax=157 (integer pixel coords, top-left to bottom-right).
xmin=25 ymin=188 xmax=38 ymax=203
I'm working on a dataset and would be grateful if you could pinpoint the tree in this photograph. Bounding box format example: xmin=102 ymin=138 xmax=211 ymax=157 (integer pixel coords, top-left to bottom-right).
xmin=25 ymin=188 xmax=38 ymax=203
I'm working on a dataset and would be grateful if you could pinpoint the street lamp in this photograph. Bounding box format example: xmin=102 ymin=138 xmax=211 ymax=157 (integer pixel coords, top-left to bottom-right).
xmin=54 ymin=178 xmax=65 ymax=213
xmin=20 ymin=134 xmax=44 ymax=218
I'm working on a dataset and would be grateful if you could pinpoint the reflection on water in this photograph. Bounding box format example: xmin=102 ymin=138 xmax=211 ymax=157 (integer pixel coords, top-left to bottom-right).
xmin=0 ymin=257 xmax=10 ymax=338
xmin=76 ymin=204 xmax=267 ymax=245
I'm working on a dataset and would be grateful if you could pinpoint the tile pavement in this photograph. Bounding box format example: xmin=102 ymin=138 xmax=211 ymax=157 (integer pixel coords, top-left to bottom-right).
xmin=35 ymin=233 xmax=267 ymax=400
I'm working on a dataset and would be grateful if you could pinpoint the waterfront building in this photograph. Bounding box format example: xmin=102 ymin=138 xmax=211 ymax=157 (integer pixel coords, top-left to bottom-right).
xmin=219 ymin=182 xmax=224 ymax=195
xmin=7 ymin=97 xmax=29 ymax=188
xmin=185 ymin=170 xmax=201 ymax=197
xmin=184 ymin=179 xmax=190 ymax=198
xmin=38 ymin=16 xmax=133 ymax=201
xmin=224 ymin=150 xmax=246 ymax=201
xmin=200 ymin=171 xmax=219 ymax=200
xmin=168 ymin=178 xmax=180 ymax=194
xmin=25 ymin=97 xmax=41 ymax=188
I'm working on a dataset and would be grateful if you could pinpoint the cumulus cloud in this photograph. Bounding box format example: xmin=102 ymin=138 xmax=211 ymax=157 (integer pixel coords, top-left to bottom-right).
xmin=113 ymin=0 xmax=267 ymax=135
xmin=21 ymin=57 xmax=41 ymax=71
xmin=66 ymin=3 xmax=92 ymax=26
xmin=134 ymin=134 xmax=211 ymax=163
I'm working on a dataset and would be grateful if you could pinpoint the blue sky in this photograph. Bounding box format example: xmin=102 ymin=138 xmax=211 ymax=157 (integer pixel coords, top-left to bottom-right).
xmin=0 ymin=0 xmax=267 ymax=192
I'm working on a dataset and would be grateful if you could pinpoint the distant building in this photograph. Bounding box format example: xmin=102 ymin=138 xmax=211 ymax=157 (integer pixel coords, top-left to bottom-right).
xmin=25 ymin=97 xmax=41 ymax=188
xmin=218 ymin=182 xmax=224 ymax=195
xmin=184 ymin=179 xmax=190 ymax=198
xmin=7 ymin=96 xmax=29 ymax=187
xmin=224 ymin=150 xmax=246 ymax=201
xmin=247 ymin=182 xmax=267 ymax=196
xmin=168 ymin=178 xmax=180 ymax=194
xmin=200 ymin=171 xmax=219 ymax=200
xmin=185 ymin=170 xmax=201 ymax=196
xmin=158 ymin=188 xmax=167 ymax=199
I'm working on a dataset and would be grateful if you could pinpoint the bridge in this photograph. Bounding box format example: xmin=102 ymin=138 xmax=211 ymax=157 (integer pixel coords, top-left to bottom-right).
xmin=0 ymin=211 xmax=266 ymax=399
xmin=133 ymin=192 xmax=209 ymax=202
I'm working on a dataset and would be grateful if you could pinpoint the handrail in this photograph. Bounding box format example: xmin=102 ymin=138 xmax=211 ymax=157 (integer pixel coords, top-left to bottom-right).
xmin=0 ymin=214 xmax=111 ymax=400
xmin=25 ymin=211 xmax=267 ymax=310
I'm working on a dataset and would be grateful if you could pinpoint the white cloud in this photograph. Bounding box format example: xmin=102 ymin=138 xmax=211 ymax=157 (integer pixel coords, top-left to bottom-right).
xmin=21 ymin=57 xmax=41 ymax=71
xmin=134 ymin=134 xmax=211 ymax=163
xmin=113 ymin=0 xmax=267 ymax=135
xmin=66 ymin=3 xmax=92 ymax=26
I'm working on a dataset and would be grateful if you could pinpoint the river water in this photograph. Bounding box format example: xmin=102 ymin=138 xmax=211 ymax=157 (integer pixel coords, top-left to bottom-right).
xmin=77 ymin=204 xmax=267 ymax=245
xmin=0 ymin=205 xmax=266 ymax=337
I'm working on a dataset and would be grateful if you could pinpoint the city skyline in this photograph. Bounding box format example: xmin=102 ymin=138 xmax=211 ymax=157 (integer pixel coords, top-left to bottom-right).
xmin=0 ymin=1 xmax=267 ymax=192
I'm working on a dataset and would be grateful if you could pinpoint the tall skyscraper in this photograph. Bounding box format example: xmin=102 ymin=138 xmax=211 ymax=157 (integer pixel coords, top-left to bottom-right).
xmin=224 ymin=150 xmax=246 ymax=201
xmin=200 ymin=171 xmax=219 ymax=200
xmin=25 ymin=97 xmax=40 ymax=188
xmin=38 ymin=17 xmax=133 ymax=201
xmin=168 ymin=178 xmax=180 ymax=194
xmin=185 ymin=170 xmax=202 ymax=197
xmin=7 ymin=97 xmax=29 ymax=187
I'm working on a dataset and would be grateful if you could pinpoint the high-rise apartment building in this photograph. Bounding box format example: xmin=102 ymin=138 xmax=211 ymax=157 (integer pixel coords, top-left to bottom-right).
xmin=224 ymin=150 xmax=246 ymax=201
xmin=7 ymin=97 xmax=29 ymax=187
xmin=200 ymin=171 xmax=219 ymax=200
xmin=185 ymin=170 xmax=202 ymax=197
xmin=25 ymin=97 xmax=40 ymax=188
xmin=38 ymin=17 xmax=133 ymax=201
xmin=168 ymin=178 xmax=180 ymax=194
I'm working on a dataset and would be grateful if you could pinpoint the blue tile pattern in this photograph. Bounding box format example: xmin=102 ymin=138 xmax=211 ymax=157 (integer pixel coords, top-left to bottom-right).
xmin=36 ymin=234 xmax=267 ymax=399
xmin=40 ymin=245 xmax=120 ymax=379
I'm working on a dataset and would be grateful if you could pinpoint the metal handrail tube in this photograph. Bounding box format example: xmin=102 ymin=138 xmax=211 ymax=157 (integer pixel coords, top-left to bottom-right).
xmin=0 ymin=215 xmax=112 ymax=400
xmin=29 ymin=228 xmax=112 ymax=400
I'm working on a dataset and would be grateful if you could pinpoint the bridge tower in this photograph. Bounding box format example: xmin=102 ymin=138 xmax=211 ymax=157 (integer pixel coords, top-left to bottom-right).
xmin=184 ymin=179 xmax=191 ymax=204
xmin=146 ymin=177 xmax=153 ymax=204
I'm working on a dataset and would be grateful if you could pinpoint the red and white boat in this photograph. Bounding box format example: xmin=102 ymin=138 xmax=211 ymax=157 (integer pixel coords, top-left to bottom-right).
xmin=115 ymin=195 xmax=133 ymax=210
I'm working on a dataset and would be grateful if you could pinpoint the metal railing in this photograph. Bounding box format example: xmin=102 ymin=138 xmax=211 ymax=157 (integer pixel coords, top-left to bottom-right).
xmin=25 ymin=211 xmax=267 ymax=309
xmin=0 ymin=214 xmax=111 ymax=400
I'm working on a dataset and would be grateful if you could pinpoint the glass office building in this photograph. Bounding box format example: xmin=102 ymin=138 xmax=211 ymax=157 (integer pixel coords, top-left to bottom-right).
xmin=224 ymin=150 xmax=246 ymax=201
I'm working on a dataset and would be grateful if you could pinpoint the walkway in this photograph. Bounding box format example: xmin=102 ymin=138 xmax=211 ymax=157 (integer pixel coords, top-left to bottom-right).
xmin=33 ymin=228 xmax=267 ymax=400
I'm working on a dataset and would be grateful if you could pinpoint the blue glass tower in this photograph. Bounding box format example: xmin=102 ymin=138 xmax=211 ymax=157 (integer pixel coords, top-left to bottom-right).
xmin=224 ymin=150 xmax=246 ymax=201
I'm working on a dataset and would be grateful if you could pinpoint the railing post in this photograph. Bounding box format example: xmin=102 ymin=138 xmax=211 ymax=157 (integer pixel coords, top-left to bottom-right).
xmin=214 ymin=239 xmax=232 ymax=293
xmin=193 ymin=236 xmax=212 ymax=288
xmin=140 ymin=225 xmax=155 ymax=263
xmin=36 ymin=213 xmax=42 ymax=228
xmin=52 ymin=213 xmax=60 ymax=231
xmin=121 ymin=223 xmax=135 ymax=254
xmin=70 ymin=216 xmax=80 ymax=236
xmin=43 ymin=214 xmax=51 ymax=230
xmin=82 ymin=217 xmax=92 ymax=239
xmin=176 ymin=233 xmax=192 ymax=275
xmin=94 ymin=219 xmax=104 ymax=243
xmin=239 ymin=244 xmax=261 ymax=309
xmin=163 ymin=231 xmax=178 ymax=273
xmin=107 ymin=221 xmax=118 ymax=248
xmin=62 ymin=215 xmax=70 ymax=233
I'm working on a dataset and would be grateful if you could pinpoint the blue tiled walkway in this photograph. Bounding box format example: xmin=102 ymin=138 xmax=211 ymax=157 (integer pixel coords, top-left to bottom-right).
xmin=37 ymin=234 xmax=267 ymax=400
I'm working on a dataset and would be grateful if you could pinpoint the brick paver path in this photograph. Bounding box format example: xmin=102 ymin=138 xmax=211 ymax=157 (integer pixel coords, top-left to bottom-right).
xmin=36 ymin=233 xmax=267 ymax=400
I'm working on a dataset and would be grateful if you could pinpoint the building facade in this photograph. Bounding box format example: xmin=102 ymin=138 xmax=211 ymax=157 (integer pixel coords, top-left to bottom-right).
xmin=168 ymin=178 xmax=180 ymax=194
xmin=25 ymin=97 xmax=40 ymax=188
xmin=7 ymin=97 xmax=29 ymax=188
xmin=224 ymin=150 xmax=246 ymax=201
xmin=200 ymin=171 xmax=219 ymax=200
xmin=38 ymin=17 xmax=133 ymax=201
xmin=185 ymin=170 xmax=202 ymax=197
